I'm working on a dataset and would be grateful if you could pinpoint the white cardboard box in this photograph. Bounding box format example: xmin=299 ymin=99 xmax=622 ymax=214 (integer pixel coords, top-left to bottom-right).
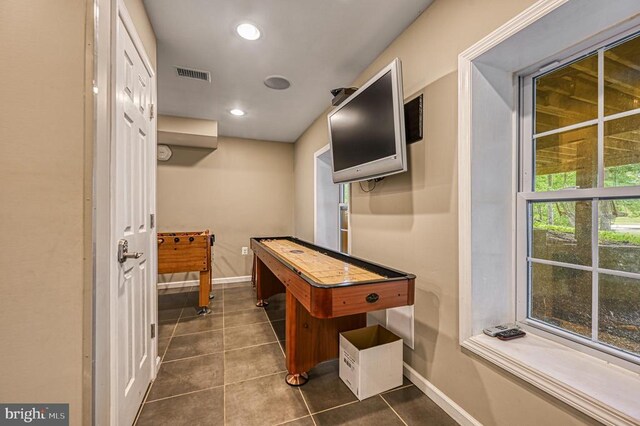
xmin=339 ymin=325 xmax=403 ymax=400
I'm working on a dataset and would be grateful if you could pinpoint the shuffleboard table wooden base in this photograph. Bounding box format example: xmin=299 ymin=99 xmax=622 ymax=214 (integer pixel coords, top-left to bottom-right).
xmin=251 ymin=236 xmax=415 ymax=386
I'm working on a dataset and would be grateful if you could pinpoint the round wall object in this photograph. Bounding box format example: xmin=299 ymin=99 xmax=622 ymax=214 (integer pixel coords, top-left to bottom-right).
xmin=157 ymin=144 xmax=173 ymax=161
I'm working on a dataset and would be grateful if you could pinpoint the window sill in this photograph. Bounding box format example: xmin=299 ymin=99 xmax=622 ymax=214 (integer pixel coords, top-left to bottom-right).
xmin=462 ymin=333 xmax=640 ymax=425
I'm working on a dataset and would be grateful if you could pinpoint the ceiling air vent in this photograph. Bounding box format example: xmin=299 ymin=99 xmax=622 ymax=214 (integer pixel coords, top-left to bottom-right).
xmin=175 ymin=66 xmax=211 ymax=82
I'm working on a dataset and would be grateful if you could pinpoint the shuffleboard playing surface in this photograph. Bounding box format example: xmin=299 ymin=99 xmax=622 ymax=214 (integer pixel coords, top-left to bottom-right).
xmin=261 ymin=239 xmax=384 ymax=285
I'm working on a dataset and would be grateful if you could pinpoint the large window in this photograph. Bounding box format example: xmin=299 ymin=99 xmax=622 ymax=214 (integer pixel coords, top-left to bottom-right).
xmin=520 ymin=32 xmax=640 ymax=362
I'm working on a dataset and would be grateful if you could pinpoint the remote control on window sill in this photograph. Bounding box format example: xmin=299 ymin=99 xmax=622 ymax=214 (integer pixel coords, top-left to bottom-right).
xmin=483 ymin=323 xmax=519 ymax=337
xmin=496 ymin=328 xmax=526 ymax=340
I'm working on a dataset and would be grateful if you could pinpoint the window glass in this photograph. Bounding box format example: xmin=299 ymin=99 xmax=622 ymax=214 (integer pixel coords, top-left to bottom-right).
xmin=535 ymin=125 xmax=597 ymax=190
xmin=604 ymin=114 xmax=640 ymax=187
xmin=604 ymin=34 xmax=640 ymax=116
xmin=525 ymin=32 xmax=640 ymax=363
xmin=530 ymin=262 xmax=592 ymax=339
xmin=598 ymin=199 xmax=640 ymax=274
xmin=599 ymin=273 xmax=640 ymax=355
xmin=535 ymin=54 xmax=598 ymax=134
xmin=531 ymin=200 xmax=592 ymax=266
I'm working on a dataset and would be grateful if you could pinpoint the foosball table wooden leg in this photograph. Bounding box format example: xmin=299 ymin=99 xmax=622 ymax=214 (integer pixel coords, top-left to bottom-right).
xmin=198 ymin=269 xmax=212 ymax=315
xmin=196 ymin=307 xmax=212 ymax=316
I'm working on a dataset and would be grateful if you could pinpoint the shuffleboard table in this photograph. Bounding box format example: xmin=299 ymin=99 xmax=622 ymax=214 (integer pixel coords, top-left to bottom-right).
xmin=251 ymin=236 xmax=415 ymax=386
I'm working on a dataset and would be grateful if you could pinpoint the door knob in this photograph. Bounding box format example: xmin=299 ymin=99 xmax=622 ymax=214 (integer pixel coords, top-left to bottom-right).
xmin=118 ymin=239 xmax=143 ymax=263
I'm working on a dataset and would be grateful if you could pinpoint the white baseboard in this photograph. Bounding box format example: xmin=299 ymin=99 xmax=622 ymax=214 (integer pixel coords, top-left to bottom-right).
xmin=156 ymin=280 xmax=197 ymax=290
xmin=213 ymin=275 xmax=251 ymax=285
xmin=403 ymin=362 xmax=482 ymax=426
xmin=157 ymin=275 xmax=251 ymax=290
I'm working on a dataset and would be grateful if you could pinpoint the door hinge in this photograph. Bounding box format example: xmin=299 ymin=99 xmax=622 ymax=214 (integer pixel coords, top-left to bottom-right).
xmin=150 ymin=213 xmax=155 ymax=229
xmin=150 ymin=103 xmax=155 ymax=120
xmin=151 ymin=323 xmax=156 ymax=339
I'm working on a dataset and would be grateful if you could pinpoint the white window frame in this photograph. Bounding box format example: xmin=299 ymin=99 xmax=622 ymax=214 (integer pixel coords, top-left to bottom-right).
xmin=517 ymin=28 xmax=640 ymax=371
xmin=338 ymin=183 xmax=351 ymax=254
xmin=458 ymin=1 xmax=640 ymax=424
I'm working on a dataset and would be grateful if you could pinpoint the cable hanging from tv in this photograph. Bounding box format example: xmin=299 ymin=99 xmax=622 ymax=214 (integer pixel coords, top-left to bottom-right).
xmin=359 ymin=177 xmax=384 ymax=193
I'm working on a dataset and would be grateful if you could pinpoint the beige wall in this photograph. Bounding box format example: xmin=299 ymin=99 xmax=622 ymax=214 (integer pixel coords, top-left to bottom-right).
xmin=124 ymin=0 xmax=157 ymax=69
xmin=294 ymin=0 xmax=599 ymax=424
xmin=0 ymin=0 xmax=90 ymax=423
xmin=0 ymin=1 xmax=155 ymax=423
xmin=157 ymin=137 xmax=294 ymax=281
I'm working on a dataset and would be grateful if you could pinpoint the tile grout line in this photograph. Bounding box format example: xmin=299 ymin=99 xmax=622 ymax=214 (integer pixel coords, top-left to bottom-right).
xmin=261 ymin=296 xmax=317 ymax=425
xmin=380 ymin=394 xmax=408 ymax=426
xmin=171 ymin=325 xmax=224 ymax=339
xmin=160 ymin=301 xmax=188 ymax=363
xmin=162 ymin=337 xmax=280 ymax=364
xmin=172 ymin=296 xmax=269 ymax=333
xmin=224 ymin=337 xmax=279 ymax=353
xmin=308 ymin=399 xmax=359 ymax=416
xmin=162 ymin=349 xmax=224 ymax=363
xmin=136 ymin=295 xmax=190 ymax=423
xmin=226 ymin=369 xmax=289 ymax=387
xmin=297 ymin=388 xmax=317 ymax=426
xmin=224 ymin=340 xmax=281 ymax=355
xmin=272 ymin=414 xmax=313 ymax=426
xmin=132 ymin=383 xmax=152 ymax=425
xmin=223 ymin=318 xmax=272 ymax=332
xmin=223 ymin=308 xmax=271 ymax=325
xmin=265 ymin=308 xmax=286 ymax=358
xmin=145 ymin=383 xmax=225 ymax=404
xmin=158 ymin=299 xmax=185 ymax=364
xmin=381 ymin=383 xmax=415 ymax=395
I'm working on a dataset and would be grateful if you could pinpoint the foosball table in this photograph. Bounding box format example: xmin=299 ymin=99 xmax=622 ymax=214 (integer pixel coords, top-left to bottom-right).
xmin=158 ymin=230 xmax=215 ymax=315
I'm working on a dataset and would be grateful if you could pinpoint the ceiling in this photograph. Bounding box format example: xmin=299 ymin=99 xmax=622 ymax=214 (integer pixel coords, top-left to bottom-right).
xmin=144 ymin=0 xmax=433 ymax=143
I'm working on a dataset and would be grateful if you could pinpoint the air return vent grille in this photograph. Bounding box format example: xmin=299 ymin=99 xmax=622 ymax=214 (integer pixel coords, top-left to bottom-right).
xmin=175 ymin=67 xmax=211 ymax=82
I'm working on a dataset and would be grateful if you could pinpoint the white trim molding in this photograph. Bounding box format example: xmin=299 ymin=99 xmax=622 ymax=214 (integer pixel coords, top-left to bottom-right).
xmin=458 ymin=0 xmax=640 ymax=424
xmin=213 ymin=275 xmax=252 ymax=285
xmin=463 ymin=335 xmax=640 ymax=426
xmin=313 ymin=143 xmax=331 ymax=245
xmin=157 ymin=275 xmax=252 ymax=290
xmin=403 ymin=363 xmax=482 ymax=426
xmin=458 ymin=0 xmax=573 ymax=346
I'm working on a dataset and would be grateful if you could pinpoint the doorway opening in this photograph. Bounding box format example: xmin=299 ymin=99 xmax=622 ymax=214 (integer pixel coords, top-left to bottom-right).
xmin=314 ymin=145 xmax=350 ymax=253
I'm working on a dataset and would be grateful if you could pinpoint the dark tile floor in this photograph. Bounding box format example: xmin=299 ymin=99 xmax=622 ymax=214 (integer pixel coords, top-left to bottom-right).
xmin=135 ymin=282 xmax=457 ymax=426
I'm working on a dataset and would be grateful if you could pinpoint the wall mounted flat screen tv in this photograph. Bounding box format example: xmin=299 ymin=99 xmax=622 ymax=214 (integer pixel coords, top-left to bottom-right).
xmin=328 ymin=58 xmax=406 ymax=184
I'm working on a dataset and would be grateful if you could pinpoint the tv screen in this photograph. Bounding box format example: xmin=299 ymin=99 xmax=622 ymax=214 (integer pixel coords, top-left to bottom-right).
xmin=328 ymin=58 xmax=406 ymax=184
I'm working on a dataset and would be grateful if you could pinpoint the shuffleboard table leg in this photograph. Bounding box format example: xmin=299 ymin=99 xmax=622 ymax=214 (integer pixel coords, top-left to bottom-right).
xmin=254 ymin=256 xmax=284 ymax=307
xmin=251 ymin=254 xmax=257 ymax=289
xmin=284 ymin=290 xmax=316 ymax=386
xmin=284 ymin=290 xmax=366 ymax=386
xmin=285 ymin=372 xmax=309 ymax=386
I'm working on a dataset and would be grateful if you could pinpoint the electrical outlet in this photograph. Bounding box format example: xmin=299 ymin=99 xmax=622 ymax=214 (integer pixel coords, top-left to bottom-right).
xmin=241 ymin=247 xmax=249 ymax=255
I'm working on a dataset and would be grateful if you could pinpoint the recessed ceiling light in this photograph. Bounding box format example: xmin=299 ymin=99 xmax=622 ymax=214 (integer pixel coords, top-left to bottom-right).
xmin=236 ymin=23 xmax=261 ymax=41
xmin=230 ymin=109 xmax=246 ymax=116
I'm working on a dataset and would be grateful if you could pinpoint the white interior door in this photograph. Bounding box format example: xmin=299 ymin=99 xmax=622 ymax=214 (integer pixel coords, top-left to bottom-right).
xmin=112 ymin=11 xmax=156 ymax=426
